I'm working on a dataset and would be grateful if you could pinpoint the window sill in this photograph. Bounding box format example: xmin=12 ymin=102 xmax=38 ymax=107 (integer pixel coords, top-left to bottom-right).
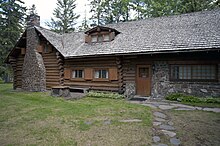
xmin=70 ymin=78 xmax=85 ymax=81
xmin=93 ymin=78 xmax=109 ymax=82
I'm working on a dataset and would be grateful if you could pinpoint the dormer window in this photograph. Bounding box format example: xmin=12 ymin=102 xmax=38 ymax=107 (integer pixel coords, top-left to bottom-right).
xmin=103 ymin=34 xmax=110 ymax=41
xmin=85 ymin=26 xmax=120 ymax=43
xmin=91 ymin=35 xmax=97 ymax=43
xmin=90 ymin=33 xmax=111 ymax=43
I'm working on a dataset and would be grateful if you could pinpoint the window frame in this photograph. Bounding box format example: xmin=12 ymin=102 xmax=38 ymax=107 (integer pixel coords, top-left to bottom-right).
xmin=90 ymin=32 xmax=111 ymax=43
xmin=93 ymin=68 xmax=109 ymax=81
xmin=169 ymin=64 xmax=218 ymax=82
xmin=43 ymin=44 xmax=50 ymax=53
xmin=71 ymin=68 xmax=85 ymax=81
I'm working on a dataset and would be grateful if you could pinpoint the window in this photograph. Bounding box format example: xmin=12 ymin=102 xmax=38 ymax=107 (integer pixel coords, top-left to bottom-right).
xmin=103 ymin=34 xmax=110 ymax=41
xmin=170 ymin=65 xmax=217 ymax=81
xmin=44 ymin=44 xmax=52 ymax=53
xmin=44 ymin=44 xmax=49 ymax=53
xmin=91 ymin=35 xmax=97 ymax=43
xmin=98 ymin=35 xmax=103 ymax=42
xmin=90 ymin=33 xmax=110 ymax=43
xmin=72 ymin=69 xmax=84 ymax=78
xmin=139 ymin=67 xmax=149 ymax=78
xmin=94 ymin=69 xmax=109 ymax=79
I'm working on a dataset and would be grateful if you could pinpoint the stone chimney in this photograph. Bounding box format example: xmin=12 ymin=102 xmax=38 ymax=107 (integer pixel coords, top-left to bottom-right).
xmin=27 ymin=14 xmax=40 ymax=27
xmin=21 ymin=14 xmax=46 ymax=91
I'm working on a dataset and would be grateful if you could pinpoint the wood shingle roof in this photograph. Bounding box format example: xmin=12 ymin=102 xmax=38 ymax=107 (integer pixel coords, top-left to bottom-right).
xmin=36 ymin=9 xmax=220 ymax=58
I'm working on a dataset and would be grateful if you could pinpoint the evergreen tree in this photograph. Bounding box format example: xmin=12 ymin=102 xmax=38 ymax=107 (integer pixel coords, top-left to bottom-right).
xmin=46 ymin=0 xmax=80 ymax=33
xmin=89 ymin=0 xmax=105 ymax=26
xmin=0 ymin=0 xmax=26 ymax=82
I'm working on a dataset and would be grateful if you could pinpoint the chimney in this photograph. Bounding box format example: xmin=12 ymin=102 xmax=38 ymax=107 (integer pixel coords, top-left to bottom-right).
xmin=27 ymin=14 xmax=40 ymax=27
xmin=22 ymin=13 xmax=46 ymax=91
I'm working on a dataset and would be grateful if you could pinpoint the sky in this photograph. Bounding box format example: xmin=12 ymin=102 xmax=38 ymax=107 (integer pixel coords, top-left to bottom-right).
xmin=23 ymin=0 xmax=90 ymax=28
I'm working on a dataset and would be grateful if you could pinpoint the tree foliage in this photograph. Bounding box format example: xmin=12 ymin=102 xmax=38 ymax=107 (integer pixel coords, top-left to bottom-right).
xmin=46 ymin=0 xmax=80 ymax=33
xmin=0 ymin=0 xmax=26 ymax=81
xmin=89 ymin=0 xmax=219 ymax=25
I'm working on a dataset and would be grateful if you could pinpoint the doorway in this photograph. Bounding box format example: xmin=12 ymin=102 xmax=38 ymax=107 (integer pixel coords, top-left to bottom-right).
xmin=136 ymin=65 xmax=151 ymax=96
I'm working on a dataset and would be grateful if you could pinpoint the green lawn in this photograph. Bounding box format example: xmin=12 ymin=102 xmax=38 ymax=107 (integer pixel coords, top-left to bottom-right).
xmin=0 ymin=84 xmax=152 ymax=146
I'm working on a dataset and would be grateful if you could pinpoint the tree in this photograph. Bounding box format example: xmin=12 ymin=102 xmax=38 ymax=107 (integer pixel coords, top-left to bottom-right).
xmin=46 ymin=0 xmax=80 ymax=33
xmin=89 ymin=0 xmax=132 ymax=25
xmin=0 ymin=0 xmax=26 ymax=82
xmin=89 ymin=0 xmax=105 ymax=26
xmin=28 ymin=4 xmax=38 ymax=15
xmin=143 ymin=0 xmax=220 ymax=18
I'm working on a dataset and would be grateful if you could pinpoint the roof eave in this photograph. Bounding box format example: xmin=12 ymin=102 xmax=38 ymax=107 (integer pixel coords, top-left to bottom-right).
xmin=64 ymin=48 xmax=220 ymax=59
xmin=4 ymin=30 xmax=27 ymax=64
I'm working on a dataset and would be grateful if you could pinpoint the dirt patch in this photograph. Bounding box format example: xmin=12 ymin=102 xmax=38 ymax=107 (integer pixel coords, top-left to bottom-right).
xmin=167 ymin=110 xmax=220 ymax=146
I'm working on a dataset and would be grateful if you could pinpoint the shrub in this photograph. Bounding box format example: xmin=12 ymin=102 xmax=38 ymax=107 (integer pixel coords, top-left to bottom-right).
xmin=165 ymin=93 xmax=220 ymax=104
xmin=165 ymin=93 xmax=183 ymax=101
xmin=204 ymin=98 xmax=220 ymax=104
xmin=87 ymin=91 xmax=124 ymax=99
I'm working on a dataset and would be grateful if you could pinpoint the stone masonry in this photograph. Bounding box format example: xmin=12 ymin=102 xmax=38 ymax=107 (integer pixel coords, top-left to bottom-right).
xmin=151 ymin=61 xmax=220 ymax=98
xmin=123 ymin=60 xmax=220 ymax=98
xmin=21 ymin=24 xmax=46 ymax=91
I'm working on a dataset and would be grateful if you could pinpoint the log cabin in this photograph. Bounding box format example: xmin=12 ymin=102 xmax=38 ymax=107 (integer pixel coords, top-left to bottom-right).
xmin=6 ymin=9 xmax=220 ymax=98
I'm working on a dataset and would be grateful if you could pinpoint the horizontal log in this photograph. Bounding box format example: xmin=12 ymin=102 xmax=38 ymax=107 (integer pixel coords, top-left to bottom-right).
xmin=46 ymin=73 xmax=60 ymax=77
xmin=45 ymin=67 xmax=59 ymax=71
xmin=46 ymin=78 xmax=60 ymax=82
xmin=46 ymin=81 xmax=60 ymax=84
xmin=46 ymin=70 xmax=60 ymax=74
xmin=64 ymin=82 xmax=119 ymax=88
xmin=90 ymin=86 xmax=119 ymax=91
xmin=44 ymin=64 xmax=59 ymax=67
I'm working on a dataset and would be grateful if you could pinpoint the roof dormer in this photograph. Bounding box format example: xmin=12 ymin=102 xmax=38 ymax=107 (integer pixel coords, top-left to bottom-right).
xmin=85 ymin=26 xmax=120 ymax=43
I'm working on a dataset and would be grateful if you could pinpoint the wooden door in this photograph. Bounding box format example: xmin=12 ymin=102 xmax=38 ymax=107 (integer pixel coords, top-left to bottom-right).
xmin=136 ymin=65 xmax=151 ymax=96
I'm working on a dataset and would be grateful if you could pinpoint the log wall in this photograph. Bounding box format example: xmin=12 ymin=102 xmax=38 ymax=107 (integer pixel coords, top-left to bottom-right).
xmin=64 ymin=57 xmax=120 ymax=91
xmin=15 ymin=53 xmax=25 ymax=88
xmin=41 ymin=47 xmax=60 ymax=88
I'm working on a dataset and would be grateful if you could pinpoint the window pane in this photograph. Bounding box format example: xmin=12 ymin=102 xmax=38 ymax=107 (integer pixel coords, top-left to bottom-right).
xmin=98 ymin=35 xmax=102 ymax=42
xmin=139 ymin=67 xmax=149 ymax=78
xmin=101 ymin=70 xmax=108 ymax=78
xmin=103 ymin=34 xmax=110 ymax=41
xmin=44 ymin=44 xmax=49 ymax=53
xmin=91 ymin=35 xmax=97 ymax=42
xmin=95 ymin=70 xmax=100 ymax=79
xmin=72 ymin=70 xmax=76 ymax=78
xmin=94 ymin=69 xmax=108 ymax=79
xmin=171 ymin=65 xmax=216 ymax=81
xmin=78 ymin=70 xmax=84 ymax=78
xmin=172 ymin=66 xmax=179 ymax=79
xmin=72 ymin=70 xmax=84 ymax=78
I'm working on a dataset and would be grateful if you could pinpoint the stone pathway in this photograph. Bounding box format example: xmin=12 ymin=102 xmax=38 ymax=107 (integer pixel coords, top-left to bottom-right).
xmin=129 ymin=100 xmax=220 ymax=113
xmin=128 ymin=98 xmax=220 ymax=146
xmin=152 ymin=111 xmax=181 ymax=146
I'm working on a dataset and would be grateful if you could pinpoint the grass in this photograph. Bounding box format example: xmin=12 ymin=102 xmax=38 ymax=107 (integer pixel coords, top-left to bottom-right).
xmin=167 ymin=110 xmax=220 ymax=146
xmin=0 ymin=84 xmax=152 ymax=146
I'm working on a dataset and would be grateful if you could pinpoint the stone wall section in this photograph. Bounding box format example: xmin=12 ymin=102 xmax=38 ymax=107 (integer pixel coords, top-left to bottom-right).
xmin=21 ymin=27 xmax=46 ymax=91
xmin=152 ymin=61 xmax=220 ymax=98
